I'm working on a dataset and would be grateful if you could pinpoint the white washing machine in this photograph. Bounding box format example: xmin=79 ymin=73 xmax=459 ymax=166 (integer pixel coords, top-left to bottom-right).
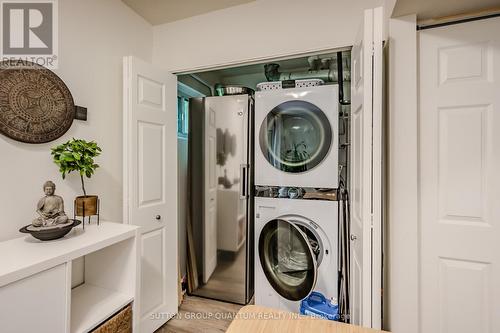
xmin=255 ymin=196 xmax=338 ymax=313
xmin=255 ymin=85 xmax=339 ymax=188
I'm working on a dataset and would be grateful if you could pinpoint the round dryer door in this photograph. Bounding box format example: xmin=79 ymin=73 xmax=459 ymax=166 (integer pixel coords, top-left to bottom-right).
xmin=258 ymin=218 xmax=319 ymax=301
xmin=259 ymin=100 xmax=332 ymax=173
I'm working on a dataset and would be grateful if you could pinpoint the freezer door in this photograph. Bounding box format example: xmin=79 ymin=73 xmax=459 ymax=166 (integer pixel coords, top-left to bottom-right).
xmin=189 ymin=94 xmax=252 ymax=304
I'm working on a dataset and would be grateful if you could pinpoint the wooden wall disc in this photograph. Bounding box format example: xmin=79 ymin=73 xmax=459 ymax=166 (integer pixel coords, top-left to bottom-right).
xmin=0 ymin=61 xmax=75 ymax=144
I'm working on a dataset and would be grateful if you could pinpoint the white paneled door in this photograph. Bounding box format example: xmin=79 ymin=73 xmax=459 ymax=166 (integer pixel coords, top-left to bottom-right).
xmin=123 ymin=56 xmax=178 ymax=332
xmin=419 ymin=18 xmax=500 ymax=333
xmin=350 ymin=7 xmax=383 ymax=329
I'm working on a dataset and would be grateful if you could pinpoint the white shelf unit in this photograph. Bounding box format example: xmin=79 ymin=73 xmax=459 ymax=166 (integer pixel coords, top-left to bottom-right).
xmin=71 ymin=284 xmax=133 ymax=333
xmin=0 ymin=222 xmax=139 ymax=333
xmin=71 ymin=228 xmax=137 ymax=333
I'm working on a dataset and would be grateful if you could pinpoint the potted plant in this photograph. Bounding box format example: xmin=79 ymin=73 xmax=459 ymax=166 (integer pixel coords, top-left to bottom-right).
xmin=51 ymin=139 xmax=102 ymax=217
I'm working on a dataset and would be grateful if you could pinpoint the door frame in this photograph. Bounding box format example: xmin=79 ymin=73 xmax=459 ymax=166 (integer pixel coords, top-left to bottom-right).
xmin=172 ymin=46 xmax=351 ymax=76
xmin=372 ymin=7 xmax=384 ymax=329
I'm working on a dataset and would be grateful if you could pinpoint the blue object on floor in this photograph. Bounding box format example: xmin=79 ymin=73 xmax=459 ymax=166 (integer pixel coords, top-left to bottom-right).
xmin=300 ymin=291 xmax=339 ymax=321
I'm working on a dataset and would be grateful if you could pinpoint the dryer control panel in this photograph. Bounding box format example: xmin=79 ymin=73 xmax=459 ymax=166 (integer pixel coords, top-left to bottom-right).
xmin=254 ymin=185 xmax=337 ymax=201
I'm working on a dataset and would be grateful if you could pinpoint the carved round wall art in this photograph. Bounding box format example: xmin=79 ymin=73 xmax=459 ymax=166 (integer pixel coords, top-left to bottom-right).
xmin=0 ymin=60 xmax=75 ymax=143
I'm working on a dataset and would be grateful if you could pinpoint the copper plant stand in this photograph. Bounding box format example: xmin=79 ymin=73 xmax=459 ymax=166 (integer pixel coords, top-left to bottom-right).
xmin=74 ymin=198 xmax=100 ymax=230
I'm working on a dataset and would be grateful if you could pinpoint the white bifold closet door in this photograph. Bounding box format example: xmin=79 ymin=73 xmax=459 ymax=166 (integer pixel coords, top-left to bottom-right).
xmin=123 ymin=56 xmax=178 ymax=333
xmin=419 ymin=17 xmax=500 ymax=333
xmin=350 ymin=6 xmax=383 ymax=330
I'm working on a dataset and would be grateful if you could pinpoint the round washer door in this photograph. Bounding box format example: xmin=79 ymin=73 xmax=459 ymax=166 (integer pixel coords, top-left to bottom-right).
xmin=258 ymin=218 xmax=318 ymax=301
xmin=259 ymin=100 xmax=332 ymax=173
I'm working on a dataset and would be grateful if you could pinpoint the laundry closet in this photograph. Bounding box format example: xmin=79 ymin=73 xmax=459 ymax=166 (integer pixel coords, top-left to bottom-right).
xmin=118 ymin=1 xmax=500 ymax=332
xmin=179 ymin=49 xmax=353 ymax=312
xmin=123 ymin=5 xmax=384 ymax=332
xmin=173 ymin=6 xmax=384 ymax=326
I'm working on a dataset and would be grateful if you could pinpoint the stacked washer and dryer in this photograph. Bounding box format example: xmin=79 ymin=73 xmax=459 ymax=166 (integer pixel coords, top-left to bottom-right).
xmin=254 ymin=81 xmax=340 ymax=315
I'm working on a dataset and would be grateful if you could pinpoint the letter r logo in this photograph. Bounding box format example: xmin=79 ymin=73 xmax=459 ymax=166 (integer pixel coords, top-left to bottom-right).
xmin=2 ymin=2 xmax=53 ymax=55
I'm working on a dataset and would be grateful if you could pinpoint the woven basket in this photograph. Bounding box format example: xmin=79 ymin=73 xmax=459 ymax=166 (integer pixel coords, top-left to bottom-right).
xmin=92 ymin=304 xmax=132 ymax=333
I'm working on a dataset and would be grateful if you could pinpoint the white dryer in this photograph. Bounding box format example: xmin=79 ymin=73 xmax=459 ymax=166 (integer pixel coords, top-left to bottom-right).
xmin=255 ymin=197 xmax=338 ymax=313
xmin=255 ymin=85 xmax=339 ymax=188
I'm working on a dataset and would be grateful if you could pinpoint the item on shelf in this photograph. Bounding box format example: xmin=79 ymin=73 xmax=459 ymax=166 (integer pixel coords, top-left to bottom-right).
xmin=214 ymin=83 xmax=254 ymax=96
xmin=74 ymin=195 xmax=100 ymax=226
xmin=32 ymin=180 xmax=70 ymax=228
xmin=20 ymin=219 xmax=81 ymax=241
xmin=51 ymin=138 xmax=102 ymax=228
xmin=92 ymin=304 xmax=132 ymax=333
xmin=256 ymin=79 xmax=324 ymax=91
xmin=0 ymin=60 xmax=87 ymax=144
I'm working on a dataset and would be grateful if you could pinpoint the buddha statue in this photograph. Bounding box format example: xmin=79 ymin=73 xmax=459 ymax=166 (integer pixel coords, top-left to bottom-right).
xmin=32 ymin=181 xmax=69 ymax=227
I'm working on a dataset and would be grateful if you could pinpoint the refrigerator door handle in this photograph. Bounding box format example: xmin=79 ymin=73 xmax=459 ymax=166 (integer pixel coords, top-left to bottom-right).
xmin=240 ymin=164 xmax=249 ymax=199
xmin=245 ymin=164 xmax=250 ymax=198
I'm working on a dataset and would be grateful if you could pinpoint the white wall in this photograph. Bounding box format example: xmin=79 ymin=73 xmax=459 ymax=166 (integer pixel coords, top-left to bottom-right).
xmin=152 ymin=0 xmax=383 ymax=72
xmin=0 ymin=0 xmax=153 ymax=241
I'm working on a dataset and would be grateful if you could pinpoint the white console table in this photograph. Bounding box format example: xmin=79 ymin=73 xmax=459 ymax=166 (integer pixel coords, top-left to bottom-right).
xmin=0 ymin=222 xmax=139 ymax=333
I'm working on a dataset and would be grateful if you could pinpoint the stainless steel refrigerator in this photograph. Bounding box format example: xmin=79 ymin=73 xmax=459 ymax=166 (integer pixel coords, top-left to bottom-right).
xmin=188 ymin=94 xmax=254 ymax=304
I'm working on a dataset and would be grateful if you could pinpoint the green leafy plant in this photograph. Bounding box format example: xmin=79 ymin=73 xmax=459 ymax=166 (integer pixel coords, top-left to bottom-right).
xmin=51 ymin=139 xmax=102 ymax=197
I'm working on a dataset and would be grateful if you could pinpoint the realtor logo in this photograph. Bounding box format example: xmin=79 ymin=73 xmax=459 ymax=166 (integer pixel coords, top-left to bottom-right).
xmin=1 ymin=0 xmax=58 ymax=68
